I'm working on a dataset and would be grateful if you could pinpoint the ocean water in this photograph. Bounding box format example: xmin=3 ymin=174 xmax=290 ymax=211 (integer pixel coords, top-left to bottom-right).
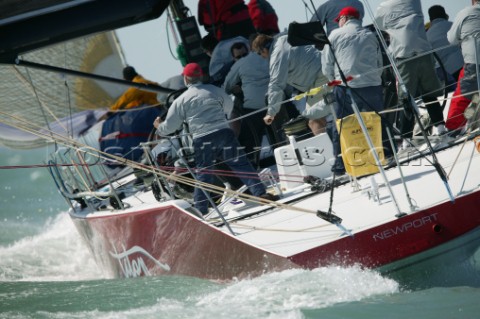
xmin=1 ymin=146 xmax=480 ymax=319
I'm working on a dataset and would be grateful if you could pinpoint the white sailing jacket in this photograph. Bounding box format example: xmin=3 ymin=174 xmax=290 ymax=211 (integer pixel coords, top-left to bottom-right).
xmin=374 ymin=0 xmax=432 ymax=59
xmin=267 ymin=35 xmax=322 ymax=116
xmin=447 ymin=4 xmax=480 ymax=65
xmin=157 ymin=83 xmax=233 ymax=139
xmin=323 ymin=19 xmax=383 ymax=88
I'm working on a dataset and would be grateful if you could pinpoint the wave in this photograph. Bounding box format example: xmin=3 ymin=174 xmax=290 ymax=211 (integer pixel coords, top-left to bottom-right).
xmin=0 ymin=212 xmax=104 ymax=282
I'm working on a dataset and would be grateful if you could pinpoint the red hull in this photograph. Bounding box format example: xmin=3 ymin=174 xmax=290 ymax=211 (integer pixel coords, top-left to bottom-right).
xmin=71 ymin=189 xmax=480 ymax=281
xmin=71 ymin=205 xmax=296 ymax=280
xmin=289 ymin=190 xmax=480 ymax=271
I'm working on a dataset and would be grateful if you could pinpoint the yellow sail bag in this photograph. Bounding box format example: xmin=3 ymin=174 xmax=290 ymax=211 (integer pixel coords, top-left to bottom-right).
xmin=336 ymin=112 xmax=384 ymax=177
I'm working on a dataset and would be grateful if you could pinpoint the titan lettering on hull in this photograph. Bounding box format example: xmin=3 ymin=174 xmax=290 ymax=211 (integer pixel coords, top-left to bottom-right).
xmin=109 ymin=245 xmax=171 ymax=278
xmin=372 ymin=213 xmax=439 ymax=241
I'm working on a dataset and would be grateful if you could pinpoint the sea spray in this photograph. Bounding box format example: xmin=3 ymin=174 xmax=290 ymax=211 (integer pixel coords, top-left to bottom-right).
xmin=0 ymin=212 xmax=103 ymax=281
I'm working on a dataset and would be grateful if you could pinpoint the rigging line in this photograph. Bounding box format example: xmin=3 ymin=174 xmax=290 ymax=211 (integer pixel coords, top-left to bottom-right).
xmin=364 ymin=0 xmax=454 ymax=203
xmin=346 ymin=42 xmax=459 ymax=101
xmin=12 ymin=65 xmax=71 ymax=134
xmin=322 ymin=14 xmax=402 ymax=217
xmin=212 ymin=222 xmax=334 ymax=233
xmin=155 ymin=166 xmax=309 ymax=185
xmin=9 ymin=66 xmax=69 ymax=134
xmin=432 ymin=51 xmax=450 ymax=111
xmin=63 ymin=40 xmax=74 ymax=142
xmin=382 ymin=88 xmax=479 ymax=112
xmin=299 ymin=0 xmax=314 ymax=19
xmin=24 ymin=66 xmax=56 ymax=141
xmin=152 ymin=166 xmax=317 ymax=215
xmin=166 ymin=11 xmax=180 ymax=61
xmin=0 ymin=163 xmax=93 ymax=169
xmin=308 ymin=0 xmax=320 ymax=21
xmin=157 ymin=165 xmax=309 ymax=181
xmin=0 ymin=112 xmax=296 ymax=211
xmin=2 ymin=109 xmax=277 ymax=188
xmin=0 ymin=109 xmax=322 ymax=215
xmin=161 ymin=166 xmax=305 ymax=184
xmin=458 ymin=142 xmax=478 ymax=195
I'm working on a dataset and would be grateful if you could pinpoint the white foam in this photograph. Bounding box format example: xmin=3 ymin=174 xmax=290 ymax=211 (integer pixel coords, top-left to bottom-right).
xmin=28 ymin=267 xmax=399 ymax=319
xmin=0 ymin=212 xmax=104 ymax=282
xmin=192 ymin=267 xmax=399 ymax=318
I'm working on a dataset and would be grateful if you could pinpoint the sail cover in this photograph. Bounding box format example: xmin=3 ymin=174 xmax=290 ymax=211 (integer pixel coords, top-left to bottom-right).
xmin=0 ymin=0 xmax=170 ymax=63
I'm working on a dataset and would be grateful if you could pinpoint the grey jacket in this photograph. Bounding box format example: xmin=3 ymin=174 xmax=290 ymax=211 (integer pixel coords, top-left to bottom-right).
xmin=375 ymin=0 xmax=431 ymax=59
xmin=323 ymin=19 xmax=383 ymax=88
xmin=157 ymin=83 xmax=233 ymax=139
xmin=223 ymin=52 xmax=269 ymax=110
xmin=447 ymin=4 xmax=480 ymax=64
xmin=310 ymin=0 xmax=364 ymax=36
xmin=267 ymin=35 xmax=323 ymax=116
xmin=427 ymin=18 xmax=464 ymax=74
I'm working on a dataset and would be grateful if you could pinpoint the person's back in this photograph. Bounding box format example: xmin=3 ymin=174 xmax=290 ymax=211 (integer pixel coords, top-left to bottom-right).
xmin=157 ymin=74 xmax=187 ymax=104
xmin=223 ymin=49 xmax=270 ymax=164
xmin=427 ymin=19 xmax=464 ymax=76
xmin=447 ymin=2 xmax=480 ymax=65
xmin=375 ymin=0 xmax=431 ymax=59
xmin=375 ymin=0 xmax=447 ymax=144
xmin=426 ymin=5 xmax=463 ymax=78
xmin=224 ymin=52 xmax=269 ymax=109
xmin=248 ymin=0 xmax=280 ymax=35
xmin=268 ymin=35 xmax=322 ymax=104
xmin=155 ymin=63 xmax=273 ymax=215
xmin=163 ymin=83 xmax=232 ymax=138
xmin=254 ymin=33 xmax=326 ymax=135
xmin=323 ymin=7 xmax=387 ymax=175
xmin=310 ymin=0 xmax=364 ymax=35
xmin=198 ymin=0 xmax=255 ymax=41
xmin=324 ymin=19 xmax=382 ymax=88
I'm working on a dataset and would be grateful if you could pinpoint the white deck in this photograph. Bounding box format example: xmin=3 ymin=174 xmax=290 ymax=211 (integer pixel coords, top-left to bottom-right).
xmin=75 ymin=135 xmax=480 ymax=260
xmin=224 ymin=138 xmax=480 ymax=257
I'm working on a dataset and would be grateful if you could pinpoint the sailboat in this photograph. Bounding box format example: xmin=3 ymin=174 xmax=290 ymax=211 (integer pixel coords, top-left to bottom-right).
xmin=1 ymin=0 xmax=479 ymax=284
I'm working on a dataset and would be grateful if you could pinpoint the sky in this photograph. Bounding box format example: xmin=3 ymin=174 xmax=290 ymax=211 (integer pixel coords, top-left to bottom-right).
xmin=115 ymin=0 xmax=471 ymax=84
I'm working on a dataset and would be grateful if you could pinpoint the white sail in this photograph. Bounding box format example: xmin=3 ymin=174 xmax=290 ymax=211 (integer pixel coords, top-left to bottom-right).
xmin=0 ymin=31 xmax=125 ymax=149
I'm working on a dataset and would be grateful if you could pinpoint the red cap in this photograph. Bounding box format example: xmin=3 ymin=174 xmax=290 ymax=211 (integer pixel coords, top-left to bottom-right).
xmin=334 ymin=6 xmax=360 ymax=23
xmin=182 ymin=63 xmax=204 ymax=77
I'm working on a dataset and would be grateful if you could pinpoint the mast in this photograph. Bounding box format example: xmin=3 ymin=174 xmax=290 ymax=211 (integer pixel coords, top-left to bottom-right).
xmin=168 ymin=0 xmax=210 ymax=72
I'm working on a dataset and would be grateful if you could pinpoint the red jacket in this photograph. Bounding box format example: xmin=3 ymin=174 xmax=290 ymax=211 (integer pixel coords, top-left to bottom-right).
xmin=247 ymin=0 xmax=279 ymax=35
xmin=198 ymin=0 xmax=252 ymax=39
